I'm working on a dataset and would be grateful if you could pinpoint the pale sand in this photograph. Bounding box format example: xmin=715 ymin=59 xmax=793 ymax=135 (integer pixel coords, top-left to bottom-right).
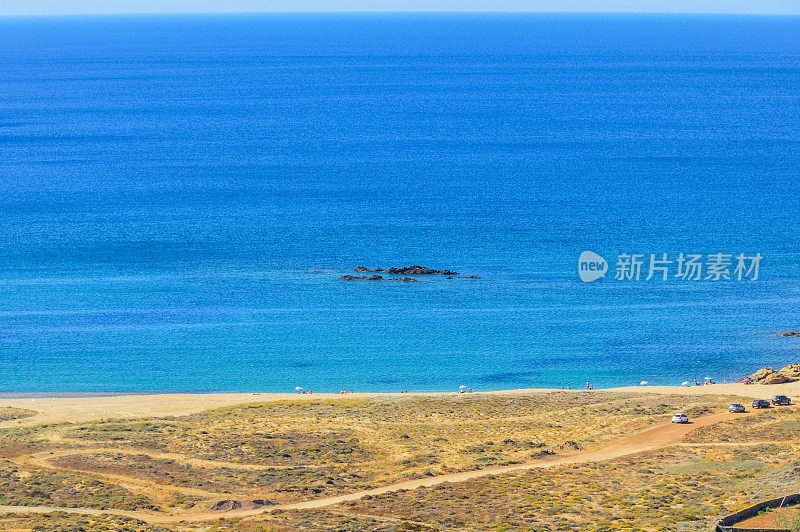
xmin=1 ymin=381 xmax=798 ymax=428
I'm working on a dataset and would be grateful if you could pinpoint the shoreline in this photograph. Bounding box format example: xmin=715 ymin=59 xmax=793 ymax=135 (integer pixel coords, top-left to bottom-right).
xmin=3 ymin=381 xmax=800 ymax=428
xmin=0 ymin=380 xmax=793 ymax=400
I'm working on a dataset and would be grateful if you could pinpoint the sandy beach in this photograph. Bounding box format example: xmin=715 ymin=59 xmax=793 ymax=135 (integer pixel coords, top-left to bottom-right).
xmin=1 ymin=381 xmax=796 ymax=428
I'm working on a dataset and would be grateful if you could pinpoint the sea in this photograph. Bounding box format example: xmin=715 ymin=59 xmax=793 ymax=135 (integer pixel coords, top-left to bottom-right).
xmin=1 ymin=13 xmax=799 ymax=393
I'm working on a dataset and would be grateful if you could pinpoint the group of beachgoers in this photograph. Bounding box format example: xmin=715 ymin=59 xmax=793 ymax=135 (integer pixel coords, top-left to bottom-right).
xmin=683 ymin=378 xmax=721 ymax=386
xmin=288 ymin=378 xmax=735 ymax=395
xmin=293 ymin=387 xmax=356 ymax=394
xmin=558 ymin=382 xmax=594 ymax=391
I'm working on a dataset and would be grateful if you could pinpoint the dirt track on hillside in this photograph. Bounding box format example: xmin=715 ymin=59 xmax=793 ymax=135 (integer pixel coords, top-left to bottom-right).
xmin=0 ymin=408 xmax=769 ymax=524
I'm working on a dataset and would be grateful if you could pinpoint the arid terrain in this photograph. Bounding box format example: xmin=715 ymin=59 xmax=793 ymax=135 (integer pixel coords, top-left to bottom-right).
xmin=1 ymin=387 xmax=800 ymax=531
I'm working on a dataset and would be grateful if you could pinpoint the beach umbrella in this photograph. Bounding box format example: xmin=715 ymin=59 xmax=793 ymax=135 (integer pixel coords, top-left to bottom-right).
xmin=295 ymin=386 xmax=303 ymax=392
xmin=704 ymin=377 xmax=713 ymax=381
xmin=640 ymin=381 xmax=649 ymax=386
xmin=459 ymin=385 xmax=468 ymax=390
xmin=681 ymin=381 xmax=690 ymax=386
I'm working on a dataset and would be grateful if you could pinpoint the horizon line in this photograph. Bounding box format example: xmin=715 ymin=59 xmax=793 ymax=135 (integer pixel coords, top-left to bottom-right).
xmin=2 ymin=10 xmax=800 ymax=18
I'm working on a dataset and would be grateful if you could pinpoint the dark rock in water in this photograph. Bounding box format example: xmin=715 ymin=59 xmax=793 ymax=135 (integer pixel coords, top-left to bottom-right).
xmin=354 ymin=265 xmax=458 ymax=275
xmin=344 ymin=266 xmax=477 ymax=281
xmin=341 ymin=274 xmax=419 ymax=282
xmin=210 ymin=499 xmax=271 ymax=512
xmin=341 ymin=275 xmax=384 ymax=281
xmin=780 ymin=330 xmax=800 ymax=337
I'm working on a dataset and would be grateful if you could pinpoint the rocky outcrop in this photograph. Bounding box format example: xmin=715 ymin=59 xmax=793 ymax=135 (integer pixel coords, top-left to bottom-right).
xmin=746 ymin=363 xmax=800 ymax=384
xmin=748 ymin=367 xmax=776 ymax=382
xmin=530 ymin=449 xmax=556 ymax=459
xmin=763 ymin=372 xmax=794 ymax=385
xmin=210 ymin=499 xmax=271 ymax=512
xmin=560 ymin=441 xmax=581 ymax=451
xmin=341 ymin=275 xmax=418 ymax=282
xmin=780 ymin=330 xmax=800 ymax=337
xmin=354 ymin=265 xmax=458 ymax=275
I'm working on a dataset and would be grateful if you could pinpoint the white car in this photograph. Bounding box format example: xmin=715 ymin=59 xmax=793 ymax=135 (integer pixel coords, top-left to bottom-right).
xmin=671 ymin=412 xmax=689 ymax=424
xmin=729 ymin=403 xmax=746 ymax=413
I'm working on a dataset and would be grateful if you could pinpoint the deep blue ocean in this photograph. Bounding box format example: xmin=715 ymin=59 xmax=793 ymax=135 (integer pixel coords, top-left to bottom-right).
xmin=0 ymin=13 xmax=799 ymax=392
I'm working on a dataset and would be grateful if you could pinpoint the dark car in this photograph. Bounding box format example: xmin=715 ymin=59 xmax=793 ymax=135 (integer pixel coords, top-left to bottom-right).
xmin=752 ymin=399 xmax=770 ymax=409
xmin=772 ymin=395 xmax=792 ymax=406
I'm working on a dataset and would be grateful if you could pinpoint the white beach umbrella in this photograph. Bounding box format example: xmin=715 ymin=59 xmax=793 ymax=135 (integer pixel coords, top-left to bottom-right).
xmin=295 ymin=386 xmax=303 ymax=392
xmin=681 ymin=381 xmax=690 ymax=386
xmin=640 ymin=381 xmax=649 ymax=386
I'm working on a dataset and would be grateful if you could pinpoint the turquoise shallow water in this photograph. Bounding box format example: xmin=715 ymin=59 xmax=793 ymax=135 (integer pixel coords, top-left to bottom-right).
xmin=0 ymin=13 xmax=799 ymax=392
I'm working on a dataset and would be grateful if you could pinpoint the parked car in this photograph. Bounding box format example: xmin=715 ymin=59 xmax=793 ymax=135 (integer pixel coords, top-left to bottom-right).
xmin=729 ymin=403 xmax=746 ymax=413
xmin=752 ymin=399 xmax=770 ymax=409
xmin=671 ymin=412 xmax=689 ymax=424
xmin=772 ymin=395 xmax=792 ymax=406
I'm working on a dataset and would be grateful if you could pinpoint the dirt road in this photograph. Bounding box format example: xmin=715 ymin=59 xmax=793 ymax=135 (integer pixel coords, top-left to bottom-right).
xmin=0 ymin=409 xmax=764 ymax=524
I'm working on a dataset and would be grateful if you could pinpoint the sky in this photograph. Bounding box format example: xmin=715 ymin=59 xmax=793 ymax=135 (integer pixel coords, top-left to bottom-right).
xmin=1 ymin=0 xmax=799 ymax=16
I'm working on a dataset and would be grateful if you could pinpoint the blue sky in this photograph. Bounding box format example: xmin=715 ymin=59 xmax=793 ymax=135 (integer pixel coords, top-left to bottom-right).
xmin=1 ymin=0 xmax=799 ymax=15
